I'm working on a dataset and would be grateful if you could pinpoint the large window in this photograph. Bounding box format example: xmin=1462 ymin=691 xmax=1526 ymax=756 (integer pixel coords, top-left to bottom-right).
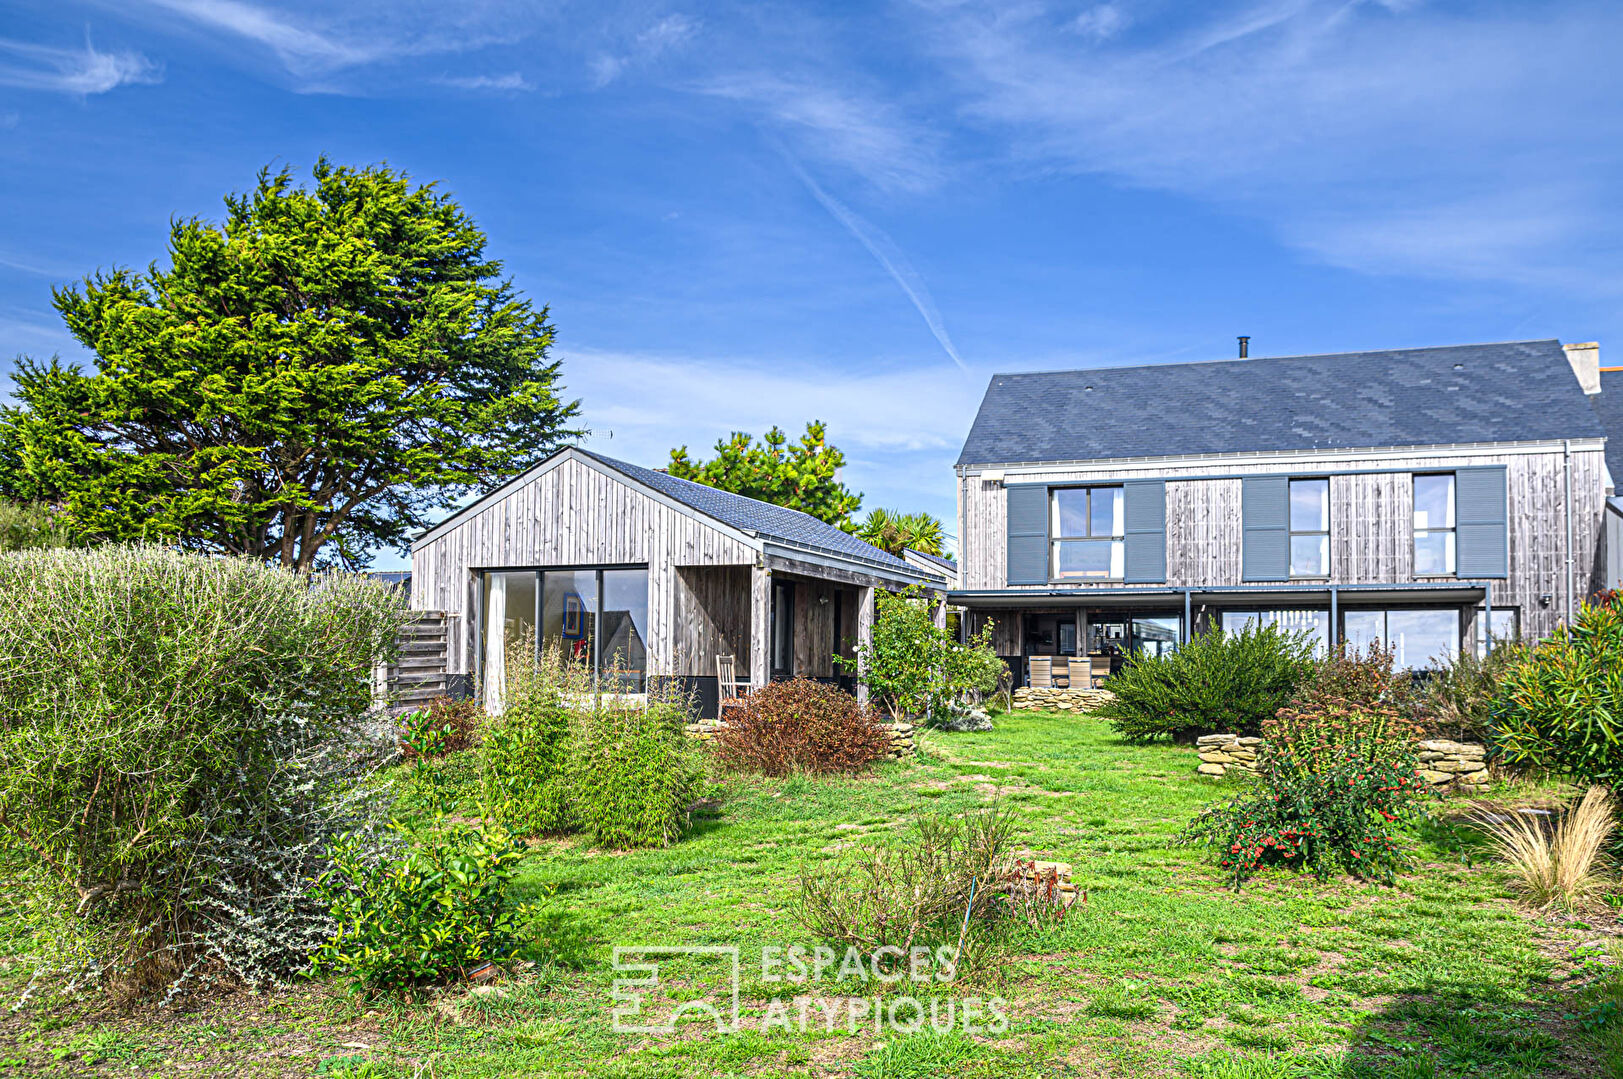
xmin=482 ymin=567 xmax=649 ymax=707
xmin=1474 ymin=606 xmax=1519 ymax=657
xmin=1289 ymin=478 xmax=1330 ymax=577
xmin=1052 ymin=486 xmax=1124 ymax=580
xmin=1413 ymin=474 xmax=1456 ymax=575
xmin=1222 ymin=609 xmax=1330 ymax=656
xmin=1343 ymin=608 xmax=1458 ymax=669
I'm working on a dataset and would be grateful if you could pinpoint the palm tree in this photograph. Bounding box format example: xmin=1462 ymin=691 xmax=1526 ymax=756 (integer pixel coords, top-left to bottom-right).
xmin=855 ymin=508 xmax=946 ymax=557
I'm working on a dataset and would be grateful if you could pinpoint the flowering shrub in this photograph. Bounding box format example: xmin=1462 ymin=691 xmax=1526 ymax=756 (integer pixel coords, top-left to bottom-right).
xmin=1185 ymin=644 xmax=1426 ymax=888
xmin=840 ymin=585 xmax=1003 ymax=724
xmin=714 ymin=677 xmax=891 ymax=776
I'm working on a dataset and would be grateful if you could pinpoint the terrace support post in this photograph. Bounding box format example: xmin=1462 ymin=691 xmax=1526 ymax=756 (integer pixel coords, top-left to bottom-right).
xmin=749 ymin=564 xmax=771 ymax=690
xmin=856 ymin=585 xmax=876 ymax=706
xmin=932 ymin=593 xmax=948 ymax=630
xmin=1183 ymin=590 xmax=1191 ymax=644
xmin=1330 ymin=587 xmax=1339 ymax=651
xmin=1483 ymin=583 xmax=1492 ymax=657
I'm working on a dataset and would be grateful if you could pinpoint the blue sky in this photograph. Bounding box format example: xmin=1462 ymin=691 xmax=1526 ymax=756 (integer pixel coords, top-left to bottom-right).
xmin=2 ymin=0 xmax=1620 ymax=569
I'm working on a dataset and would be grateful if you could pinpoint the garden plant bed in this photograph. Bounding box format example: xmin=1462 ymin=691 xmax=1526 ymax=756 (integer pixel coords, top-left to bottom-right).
xmin=1 ymin=713 xmax=1611 ymax=1078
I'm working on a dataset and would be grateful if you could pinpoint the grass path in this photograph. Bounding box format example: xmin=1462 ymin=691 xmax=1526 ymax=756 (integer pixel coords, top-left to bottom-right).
xmin=4 ymin=713 xmax=1610 ymax=1078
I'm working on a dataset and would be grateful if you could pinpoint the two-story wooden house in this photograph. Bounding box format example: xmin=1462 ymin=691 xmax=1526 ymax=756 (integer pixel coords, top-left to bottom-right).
xmin=950 ymin=339 xmax=1615 ymax=682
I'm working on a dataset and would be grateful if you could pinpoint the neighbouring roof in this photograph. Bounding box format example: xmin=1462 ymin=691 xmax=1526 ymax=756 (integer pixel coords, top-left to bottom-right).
xmin=575 ymin=449 xmax=917 ymax=572
xmin=957 ymin=339 xmax=1606 ymax=466
xmin=903 ymin=548 xmax=958 ymax=573
xmin=1594 ymin=370 xmax=1623 ymax=488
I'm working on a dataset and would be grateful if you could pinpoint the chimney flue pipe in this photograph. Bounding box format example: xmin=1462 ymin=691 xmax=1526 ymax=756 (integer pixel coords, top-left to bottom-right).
xmin=1237 ymin=336 xmax=1250 ymax=358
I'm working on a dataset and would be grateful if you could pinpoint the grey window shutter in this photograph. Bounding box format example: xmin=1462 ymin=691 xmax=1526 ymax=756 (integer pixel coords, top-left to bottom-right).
xmin=1123 ymin=480 xmax=1167 ymax=582
xmin=1455 ymin=466 xmax=1508 ymax=578
xmin=1241 ymin=476 xmax=1289 ymax=581
xmin=1005 ymin=485 xmax=1049 ymax=585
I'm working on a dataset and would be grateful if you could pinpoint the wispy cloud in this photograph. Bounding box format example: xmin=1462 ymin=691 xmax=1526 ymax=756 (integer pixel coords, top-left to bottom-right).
xmin=780 ymin=152 xmax=968 ymax=374
xmin=436 ymin=71 xmax=533 ymax=92
xmin=0 ymin=38 xmax=160 ymax=95
xmin=699 ymin=72 xmax=940 ymax=194
xmin=144 ymin=0 xmax=370 ymax=71
xmin=590 ymin=13 xmax=697 ymax=88
xmin=916 ymin=0 xmax=1623 ymax=290
xmin=561 ymin=345 xmax=979 ymax=521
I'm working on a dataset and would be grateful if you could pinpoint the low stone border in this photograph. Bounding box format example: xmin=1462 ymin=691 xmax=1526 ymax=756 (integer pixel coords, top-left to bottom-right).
xmin=1010 ymin=686 xmax=1115 ymax=713
xmin=685 ymin=718 xmax=915 ymax=760
xmin=1195 ymin=732 xmax=1491 ymax=788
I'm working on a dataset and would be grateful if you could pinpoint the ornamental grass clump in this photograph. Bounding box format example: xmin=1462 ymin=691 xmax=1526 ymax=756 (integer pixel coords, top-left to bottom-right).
xmin=568 ymin=676 xmax=703 ymax=849
xmin=481 ymin=638 xmax=576 ymax=835
xmin=1470 ymin=786 xmax=1616 ymax=911
xmin=1184 ymin=643 xmax=1427 ymax=889
xmin=0 ymin=544 xmax=409 ymax=999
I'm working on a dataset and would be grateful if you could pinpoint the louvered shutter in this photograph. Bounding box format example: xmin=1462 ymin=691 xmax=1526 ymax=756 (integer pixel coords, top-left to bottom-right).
xmin=1241 ymin=476 xmax=1290 ymax=581
xmin=1455 ymin=466 xmax=1508 ymax=578
xmin=1005 ymin=485 xmax=1049 ymax=585
xmin=1123 ymin=480 xmax=1167 ymax=583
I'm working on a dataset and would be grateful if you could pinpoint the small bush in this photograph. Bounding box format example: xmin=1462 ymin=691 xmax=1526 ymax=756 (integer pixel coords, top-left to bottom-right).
xmin=841 ymin=585 xmax=1004 ymax=724
xmin=1185 ymin=645 xmax=1426 ymax=889
xmin=481 ymin=644 xmax=575 ymax=835
xmin=1471 ymin=786 xmax=1615 ymax=911
xmin=398 ymin=695 xmax=482 ymax=761
xmin=0 ymin=500 xmax=76 ymax=552
xmin=1417 ymin=641 xmax=1523 ymax=742
xmin=1493 ymin=592 xmax=1623 ymax=785
xmin=570 ymin=689 xmax=702 ymax=848
xmin=0 ymin=544 xmax=408 ymax=998
xmin=316 ymin=807 xmax=530 ymax=996
xmin=1097 ymin=623 xmax=1317 ymax=742
xmin=795 ymin=806 xmax=1015 ymax=959
xmin=714 ymin=678 xmax=892 ymax=776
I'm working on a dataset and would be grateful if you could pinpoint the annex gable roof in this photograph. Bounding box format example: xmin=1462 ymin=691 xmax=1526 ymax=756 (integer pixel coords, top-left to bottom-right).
xmin=957 ymin=339 xmax=1606 ymax=467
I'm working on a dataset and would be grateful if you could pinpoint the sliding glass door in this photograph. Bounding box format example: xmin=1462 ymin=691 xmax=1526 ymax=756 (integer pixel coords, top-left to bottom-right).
xmin=481 ymin=566 xmax=649 ymax=706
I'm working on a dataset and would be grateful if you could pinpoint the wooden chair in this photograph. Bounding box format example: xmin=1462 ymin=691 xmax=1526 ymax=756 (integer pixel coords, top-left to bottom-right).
xmin=1051 ymin=656 xmax=1071 ymax=689
xmin=716 ymin=654 xmax=750 ymax=703
xmin=1088 ymin=656 xmax=1112 ymax=688
xmin=1028 ymin=655 xmax=1054 ymax=689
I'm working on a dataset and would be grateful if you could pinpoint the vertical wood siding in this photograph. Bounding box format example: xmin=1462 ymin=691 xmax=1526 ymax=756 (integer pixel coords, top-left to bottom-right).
xmin=957 ymin=447 xmax=1608 ymax=641
xmin=411 ymin=456 xmax=757 ymax=676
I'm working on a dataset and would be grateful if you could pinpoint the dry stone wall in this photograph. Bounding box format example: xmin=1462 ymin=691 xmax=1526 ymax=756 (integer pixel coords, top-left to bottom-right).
xmin=1195 ymin=732 xmax=1491 ymax=789
xmin=1011 ymin=686 xmax=1115 ymax=713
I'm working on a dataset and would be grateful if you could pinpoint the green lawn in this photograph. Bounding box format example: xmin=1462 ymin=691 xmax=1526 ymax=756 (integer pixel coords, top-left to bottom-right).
xmin=4 ymin=712 xmax=1613 ymax=1078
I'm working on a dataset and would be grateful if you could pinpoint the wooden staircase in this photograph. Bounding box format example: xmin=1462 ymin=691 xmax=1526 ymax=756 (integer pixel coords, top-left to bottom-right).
xmin=383 ymin=611 xmax=458 ymax=713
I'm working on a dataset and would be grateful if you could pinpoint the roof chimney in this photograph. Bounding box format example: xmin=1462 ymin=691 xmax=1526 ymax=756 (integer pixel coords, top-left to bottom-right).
xmin=1563 ymin=341 xmax=1601 ymax=395
xmin=1237 ymin=336 xmax=1250 ymax=359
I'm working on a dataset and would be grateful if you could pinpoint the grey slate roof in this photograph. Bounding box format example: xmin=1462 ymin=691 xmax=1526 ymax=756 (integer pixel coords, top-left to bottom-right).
xmin=904 ymin=548 xmax=958 ymax=574
xmin=576 ymin=449 xmax=916 ymax=572
xmin=1593 ymin=370 xmax=1623 ymax=488
xmin=958 ymin=339 xmax=1606 ymax=466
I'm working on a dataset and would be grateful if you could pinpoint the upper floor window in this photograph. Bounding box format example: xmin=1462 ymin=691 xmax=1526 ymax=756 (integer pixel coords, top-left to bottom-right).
xmin=1289 ymin=478 xmax=1329 ymax=577
xmin=1052 ymin=486 xmax=1123 ymax=579
xmin=1413 ymin=473 xmax=1456 ymax=575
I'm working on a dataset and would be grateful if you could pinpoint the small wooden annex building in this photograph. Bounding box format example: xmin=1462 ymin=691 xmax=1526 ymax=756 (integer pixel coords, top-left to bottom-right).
xmin=409 ymin=447 xmax=948 ymax=717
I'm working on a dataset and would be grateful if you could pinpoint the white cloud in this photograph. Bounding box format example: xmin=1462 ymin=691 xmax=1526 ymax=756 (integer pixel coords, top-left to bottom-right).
xmin=437 ymin=72 xmax=534 ymax=92
xmin=144 ymin=0 xmax=370 ymax=70
xmin=0 ymin=38 xmax=160 ymax=95
xmin=699 ymin=71 xmax=941 ymax=193
xmin=1070 ymin=4 xmax=1127 ymax=41
xmin=559 ymin=345 xmax=979 ymax=524
xmin=591 ymin=13 xmax=697 ymax=88
xmin=915 ymin=0 xmax=1623 ymax=289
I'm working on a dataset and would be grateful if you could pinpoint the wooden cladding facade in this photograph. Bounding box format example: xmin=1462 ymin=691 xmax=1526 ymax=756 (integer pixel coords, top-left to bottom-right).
xmin=958 ymin=442 xmax=1610 ymax=641
xmin=412 ymin=453 xmax=759 ymax=679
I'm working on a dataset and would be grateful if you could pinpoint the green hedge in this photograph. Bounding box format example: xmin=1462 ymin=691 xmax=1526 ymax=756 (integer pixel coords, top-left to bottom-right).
xmin=1096 ymin=623 xmax=1318 ymax=742
xmin=0 ymin=544 xmax=407 ymax=995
